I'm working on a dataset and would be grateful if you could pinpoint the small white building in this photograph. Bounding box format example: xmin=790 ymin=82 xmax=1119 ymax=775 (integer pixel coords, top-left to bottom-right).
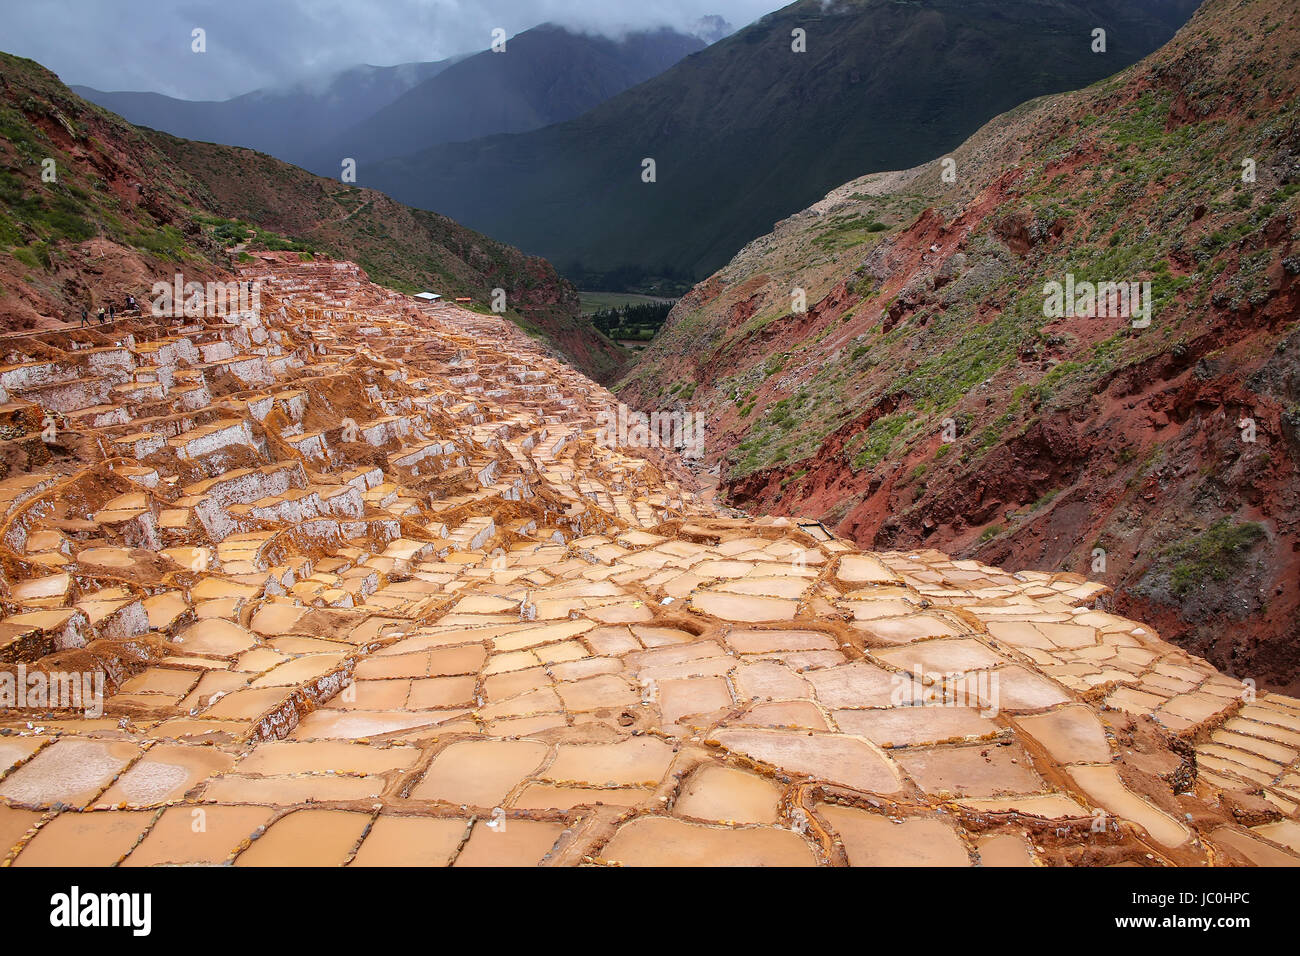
xmin=413 ymin=292 xmax=441 ymax=302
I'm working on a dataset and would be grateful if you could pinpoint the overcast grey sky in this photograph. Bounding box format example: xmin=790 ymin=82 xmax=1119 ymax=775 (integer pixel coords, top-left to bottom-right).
xmin=3 ymin=0 xmax=779 ymax=100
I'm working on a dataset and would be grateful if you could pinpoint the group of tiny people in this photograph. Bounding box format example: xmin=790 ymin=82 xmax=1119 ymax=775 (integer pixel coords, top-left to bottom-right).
xmin=78 ymin=293 xmax=140 ymax=327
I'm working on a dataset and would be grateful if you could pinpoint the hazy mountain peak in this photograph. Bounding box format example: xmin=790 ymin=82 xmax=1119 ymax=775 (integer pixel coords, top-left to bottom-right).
xmin=691 ymin=14 xmax=735 ymax=43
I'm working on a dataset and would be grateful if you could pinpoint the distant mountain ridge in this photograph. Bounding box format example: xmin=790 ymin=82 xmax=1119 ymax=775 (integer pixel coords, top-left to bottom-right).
xmin=362 ymin=0 xmax=1202 ymax=290
xmin=72 ymin=58 xmax=460 ymax=169
xmin=72 ymin=22 xmax=707 ymax=177
xmin=311 ymin=23 xmax=706 ymax=169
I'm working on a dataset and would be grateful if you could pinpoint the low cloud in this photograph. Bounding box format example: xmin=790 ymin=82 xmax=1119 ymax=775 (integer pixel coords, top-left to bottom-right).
xmin=4 ymin=0 xmax=772 ymax=100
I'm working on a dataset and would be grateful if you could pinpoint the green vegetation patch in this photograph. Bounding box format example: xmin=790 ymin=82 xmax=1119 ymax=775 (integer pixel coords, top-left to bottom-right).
xmin=847 ymin=411 xmax=916 ymax=472
xmin=129 ymin=225 xmax=188 ymax=261
xmin=1162 ymin=518 xmax=1266 ymax=598
xmin=589 ymin=299 xmax=675 ymax=341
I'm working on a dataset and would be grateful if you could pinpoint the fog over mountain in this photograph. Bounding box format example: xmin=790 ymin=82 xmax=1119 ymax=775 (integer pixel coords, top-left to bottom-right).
xmin=2 ymin=0 xmax=762 ymax=100
xmin=73 ymin=24 xmax=707 ymax=172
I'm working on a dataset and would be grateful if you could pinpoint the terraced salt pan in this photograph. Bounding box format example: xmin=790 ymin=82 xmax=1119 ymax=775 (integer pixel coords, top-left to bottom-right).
xmin=1014 ymin=704 xmax=1113 ymax=764
xmin=713 ymin=727 xmax=902 ymax=794
xmin=857 ymin=613 xmax=964 ymax=645
xmin=689 ymin=590 xmax=799 ymax=622
xmin=348 ymin=815 xmax=467 ymax=866
xmin=832 ymin=706 xmax=999 ymax=746
xmin=674 ymin=764 xmax=782 ymax=824
xmin=234 ymin=809 xmax=370 ymax=866
xmin=873 ymin=637 xmax=1007 ymax=673
xmin=290 ymin=709 xmax=458 ymax=740
xmin=600 ymin=816 xmax=817 ymax=866
xmin=97 ymin=744 xmax=233 ymax=806
xmin=543 ymin=737 xmax=674 ymax=786
xmin=123 ymin=805 xmax=274 ymax=866
xmin=738 ymin=699 xmax=828 ymax=730
xmin=454 ymin=819 xmax=565 ymax=866
xmin=11 ymin=810 xmax=154 ymax=866
xmin=819 ymin=805 xmax=970 ymax=866
xmin=412 ymin=739 xmax=549 ymax=806
xmin=1067 ymin=764 xmax=1189 ymax=847
xmin=837 ymin=554 xmax=899 ymax=584
xmin=726 ymin=629 xmax=837 ymax=653
xmin=894 ymin=741 xmax=1044 ymax=797
xmin=235 ymin=740 xmax=420 ymax=775
xmin=201 ymin=773 xmax=385 ymax=804
xmin=178 ymin=618 xmax=260 ymax=655
xmin=1 ymin=260 xmax=1294 ymax=868
xmin=0 ymin=738 xmax=139 ymax=808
